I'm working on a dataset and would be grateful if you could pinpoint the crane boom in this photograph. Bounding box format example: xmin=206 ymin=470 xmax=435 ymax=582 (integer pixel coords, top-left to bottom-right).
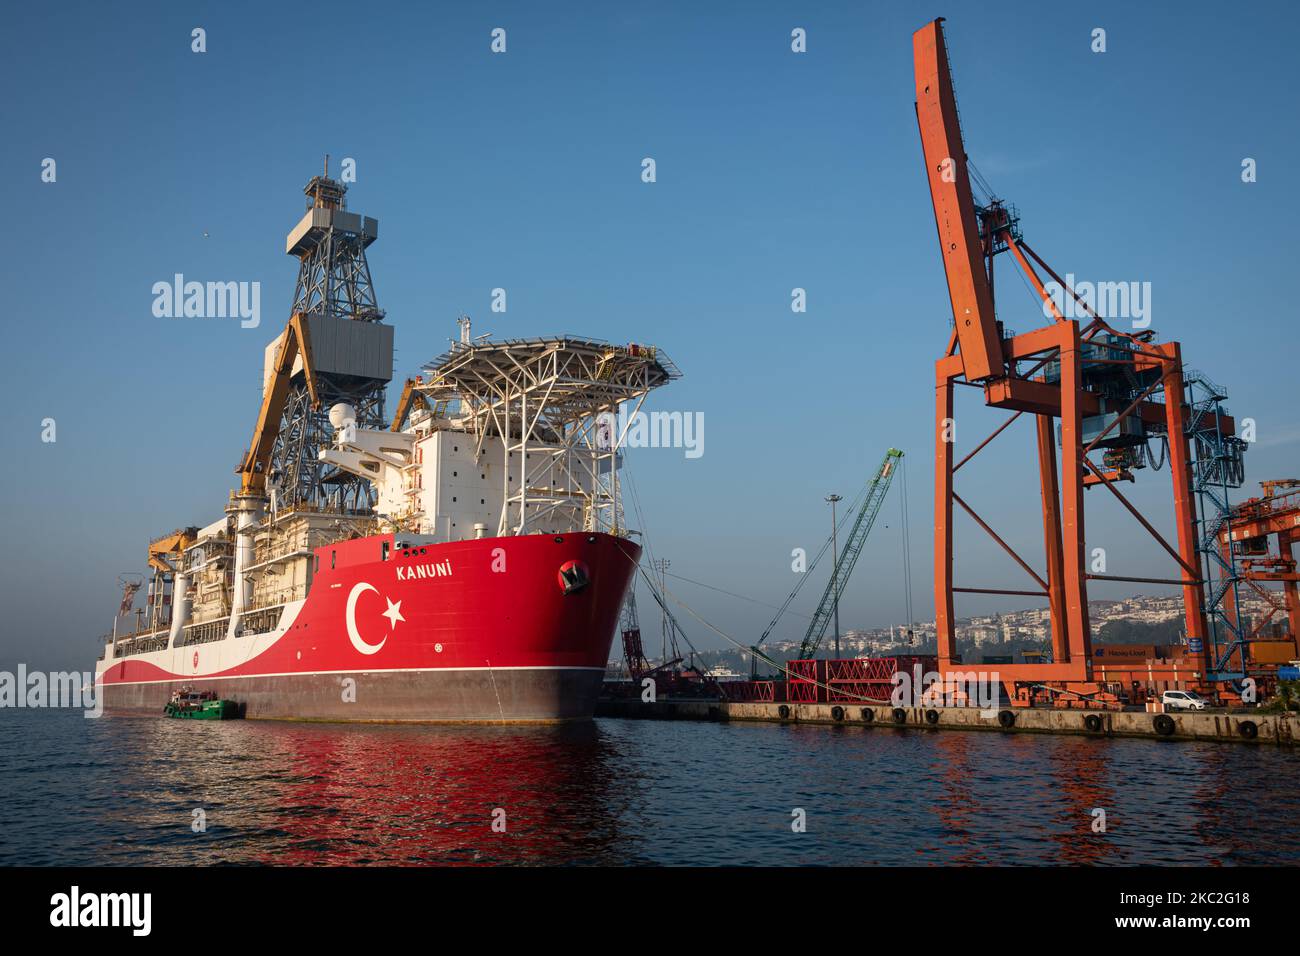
xmin=147 ymin=528 xmax=197 ymax=572
xmin=390 ymin=377 xmax=430 ymax=431
xmin=913 ymin=18 xmax=1003 ymax=381
xmin=236 ymin=311 xmax=319 ymax=496
xmin=797 ymin=448 xmax=904 ymax=660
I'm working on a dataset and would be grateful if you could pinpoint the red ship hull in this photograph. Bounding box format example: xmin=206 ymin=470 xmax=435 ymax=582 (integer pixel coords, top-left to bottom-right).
xmin=97 ymin=532 xmax=639 ymax=722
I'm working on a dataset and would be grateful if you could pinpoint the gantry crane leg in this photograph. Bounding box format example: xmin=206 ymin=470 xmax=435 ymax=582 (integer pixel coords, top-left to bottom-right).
xmin=934 ymin=368 xmax=956 ymax=669
xmin=1035 ymin=413 xmax=1068 ymax=663
xmin=1058 ymin=321 xmax=1093 ymax=672
xmin=1219 ymin=536 xmax=1241 ymax=665
xmin=1283 ymin=533 xmax=1300 ymax=640
xmin=1157 ymin=342 xmax=1212 ymax=677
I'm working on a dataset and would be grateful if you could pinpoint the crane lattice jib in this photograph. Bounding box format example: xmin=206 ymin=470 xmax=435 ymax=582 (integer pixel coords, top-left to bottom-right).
xmin=797 ymin=449 xmax=904 ymax=660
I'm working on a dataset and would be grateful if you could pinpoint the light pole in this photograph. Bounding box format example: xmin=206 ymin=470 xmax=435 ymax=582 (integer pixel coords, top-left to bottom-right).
xmin=652 ymin=557 xmax=671 ymax=660
xmin=826 ymin=493 xmax=843 ymax=658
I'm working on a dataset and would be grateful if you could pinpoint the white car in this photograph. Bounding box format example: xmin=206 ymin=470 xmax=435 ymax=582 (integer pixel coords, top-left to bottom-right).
xmin=1162 ymin=690 xmax=1208 ymax=711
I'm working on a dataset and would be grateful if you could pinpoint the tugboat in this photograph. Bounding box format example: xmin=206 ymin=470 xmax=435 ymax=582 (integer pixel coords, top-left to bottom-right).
xmin=163 ymin=687 xmax=240 ymax=720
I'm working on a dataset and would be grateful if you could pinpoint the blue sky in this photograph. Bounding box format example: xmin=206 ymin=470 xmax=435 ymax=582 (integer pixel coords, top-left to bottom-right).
xmin=3 ymin=0 xmax=1298 ymax=669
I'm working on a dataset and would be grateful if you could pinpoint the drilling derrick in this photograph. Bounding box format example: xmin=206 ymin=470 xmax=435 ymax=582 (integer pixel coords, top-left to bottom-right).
xmin=268 ymin=162 xmax=393 ymax=513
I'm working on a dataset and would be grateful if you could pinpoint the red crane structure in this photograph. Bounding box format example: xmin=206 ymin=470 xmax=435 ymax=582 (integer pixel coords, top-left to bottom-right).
xmin=1219 ymin=480 xmax=1300 ymax=666
xmin=912 ymin=19 xmax=1247 ymax=703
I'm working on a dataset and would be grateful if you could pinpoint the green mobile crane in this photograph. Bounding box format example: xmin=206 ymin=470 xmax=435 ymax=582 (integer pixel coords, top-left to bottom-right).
xmin=796 ymin=448 xmax=904 ymax=660
xmin=749 ymin=448 xmax=906 ymax=676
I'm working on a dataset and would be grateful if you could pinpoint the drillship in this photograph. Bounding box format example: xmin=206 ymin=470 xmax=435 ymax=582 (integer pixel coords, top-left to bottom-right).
xmin=95 ymin=167 xmax=679 ymax=721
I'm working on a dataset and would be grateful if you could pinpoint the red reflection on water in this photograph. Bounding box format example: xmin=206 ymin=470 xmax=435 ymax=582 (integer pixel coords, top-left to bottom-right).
xmin=249 ymin=723 xmax=630 ymax=866
xmin=1046 ymin=738 xmax=1116 ymax=864
xmin=927 ymin=731 xmax=990 ymax=865
xmin=922 ymin=728 xmax=1118 ymax=864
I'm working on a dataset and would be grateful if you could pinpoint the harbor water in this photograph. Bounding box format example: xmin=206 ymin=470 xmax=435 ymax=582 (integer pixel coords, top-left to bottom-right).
xmin=1 ymin=709 xmax=1295 ymax=866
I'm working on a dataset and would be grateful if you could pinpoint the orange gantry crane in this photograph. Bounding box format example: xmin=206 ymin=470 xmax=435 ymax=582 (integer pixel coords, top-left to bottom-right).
xmin=912 ymin=19 xmax=1246 ymax=703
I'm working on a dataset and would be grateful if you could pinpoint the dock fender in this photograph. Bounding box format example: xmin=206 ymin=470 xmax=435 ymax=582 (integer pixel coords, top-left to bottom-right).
xmin=859 ymin=707 xmax=874 ymax=722
xmin=924 ymin=709 xmax=940 ymax=725
xmin=1238 ymin=719 xmax=1258 ymax=740
xmin=1153 ymin=713 xmax=1176 ymax=736
xmin=830 ymin=705 xmax=845 ymax=722
xmin=1084 ymin=713 xmax=1103 ymax=733
xmin=997 ymin=709 xmax=1016 ymax=729
xmin=891 ymin=707 xmax=908 ymax=724
xmin=778 ymin=704 xmax=791 ymax=720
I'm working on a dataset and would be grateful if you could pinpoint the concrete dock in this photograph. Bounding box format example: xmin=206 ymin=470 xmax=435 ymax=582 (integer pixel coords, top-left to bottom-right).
xmin=596 ymin=698 xmax=1299 ymax=746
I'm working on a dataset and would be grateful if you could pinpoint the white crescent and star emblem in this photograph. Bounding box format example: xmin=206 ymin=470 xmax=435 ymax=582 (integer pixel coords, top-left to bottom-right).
xmin=345 ymin=581 xmax=404 ymax=655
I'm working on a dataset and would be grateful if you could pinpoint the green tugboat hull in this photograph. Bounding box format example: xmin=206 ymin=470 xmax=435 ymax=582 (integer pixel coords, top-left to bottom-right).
xmin=163 ymin=700 xmax=239 ymax=720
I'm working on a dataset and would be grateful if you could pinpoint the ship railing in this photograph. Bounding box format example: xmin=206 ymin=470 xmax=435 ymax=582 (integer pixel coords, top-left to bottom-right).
xmin=116 ymin=622 xmax=169 ymax=641
xmin=248 ymin=586 xmax=307 ymax=611
xmin=275 ymin=502 xmax=375 ymax=520
xmin=183 ymin=618 xmax=229 ymax=647
xmin=234 ymin=605 xmax=283 ymax=636
xmin=252 ymin=536 xmax=313 ymax=566
xmin=189 ymin=603 xmax=231 ymax=626
xmin=113 ymin=634 xmax=170 ymax=658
